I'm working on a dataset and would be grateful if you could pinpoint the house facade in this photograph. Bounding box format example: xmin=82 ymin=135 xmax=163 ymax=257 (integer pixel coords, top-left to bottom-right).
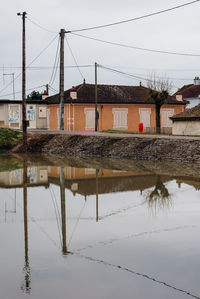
xmin=46 ymin=83 xmax=187 ymax=133
xmin=0 ymin=100 xmax=48 ymax=130
xmin=171 ymin=103 xmax=200 ymax=135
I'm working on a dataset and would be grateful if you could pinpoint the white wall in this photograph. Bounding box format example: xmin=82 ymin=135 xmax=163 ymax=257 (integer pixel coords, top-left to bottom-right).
xmin=172 ymin=121 xmax=200 ymax=135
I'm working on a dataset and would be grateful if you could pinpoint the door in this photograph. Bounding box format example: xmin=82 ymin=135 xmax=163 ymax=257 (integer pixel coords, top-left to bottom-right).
xmin=26 ymin=105 xmax=36 ymax=129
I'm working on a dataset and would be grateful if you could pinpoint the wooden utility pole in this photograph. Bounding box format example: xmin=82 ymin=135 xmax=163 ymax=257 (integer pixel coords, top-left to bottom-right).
xmin=95 ymin=62 xmax=98 ymax=131
xmin=59 ymin=29 xmax=65 ymax=130
xmin=18 ymin=11 xmax=27 ymax=150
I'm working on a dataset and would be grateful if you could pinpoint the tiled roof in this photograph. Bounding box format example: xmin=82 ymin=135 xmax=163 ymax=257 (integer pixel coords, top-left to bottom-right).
xmin=171 ymin=103 xmax=200 ymax=121
xmin=175 ymin=85 xmax=200 ymax=99
xmin=46 ymin=83 xmax=187 ymax=105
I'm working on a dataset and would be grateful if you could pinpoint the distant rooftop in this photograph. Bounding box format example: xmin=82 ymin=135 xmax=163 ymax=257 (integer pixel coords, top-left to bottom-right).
xmin=171 ymin=103 xmax=200 ymax=121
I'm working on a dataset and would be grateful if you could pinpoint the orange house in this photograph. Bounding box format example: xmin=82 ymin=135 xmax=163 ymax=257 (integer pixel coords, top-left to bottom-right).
xmin=46 ymin=83 xmax=187 ymax=133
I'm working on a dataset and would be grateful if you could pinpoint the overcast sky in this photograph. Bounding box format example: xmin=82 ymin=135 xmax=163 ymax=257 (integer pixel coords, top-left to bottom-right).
xmin=0 ymin=0 xmax=200 ymax=99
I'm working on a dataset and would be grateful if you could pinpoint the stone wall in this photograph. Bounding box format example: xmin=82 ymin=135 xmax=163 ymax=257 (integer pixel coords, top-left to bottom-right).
xmin=13 ymin=133 xmax=200 ymax=163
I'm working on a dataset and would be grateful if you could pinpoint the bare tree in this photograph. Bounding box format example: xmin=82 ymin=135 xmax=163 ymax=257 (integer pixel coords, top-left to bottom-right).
xmin=147 ymin=74 xmax=172 ymax=134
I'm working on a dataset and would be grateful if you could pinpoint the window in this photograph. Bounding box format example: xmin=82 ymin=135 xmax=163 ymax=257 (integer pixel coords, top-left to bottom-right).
xmin=112 ymin=108 xmax=128 ymax=130
xmin=161 ymin=109 xmax=174 ymax=128
xmin=39 ymin=106 xmax=47 ymax=118
xmin=8 ymin=104 xmax=20 ymax=128
xmin=84 ymin=108 xmax=95 ymax=131
xmin=139 ymin=108 xmax=151 ymax=128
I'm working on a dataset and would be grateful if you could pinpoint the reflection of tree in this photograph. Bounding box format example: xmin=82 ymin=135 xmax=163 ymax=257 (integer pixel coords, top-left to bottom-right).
xmin=144 ymin=176 xmax=172 ymax=214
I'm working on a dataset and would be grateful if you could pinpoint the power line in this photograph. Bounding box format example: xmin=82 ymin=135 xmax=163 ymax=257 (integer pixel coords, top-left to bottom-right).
xmin=28 ymin=34 xmax=59 ymax=67
xmin=0 ymin=34 xmax=58 ymax=97
xmin=65 ymin=37 xmax=85 ymax=80
xmin=99 ymin=64 xmax=179 ymax=89
xmin=68 ymin=0 xmax=200 ymax=33
xmin=49 ymin=85 xmax=59 ymax=93
xmin=49 ymin=36 xmax=60 ymax=86
xmin=27 ymin=17 xmax=58 ymax=34
xmin=0 ymin=85 xmax=45 ymax=98
xmin=71 ymin=32 xmax=200 ymax=57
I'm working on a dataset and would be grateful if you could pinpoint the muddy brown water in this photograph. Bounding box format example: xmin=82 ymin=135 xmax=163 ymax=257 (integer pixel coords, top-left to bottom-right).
xmin=0 ymin=154 xmax=200 ymax=299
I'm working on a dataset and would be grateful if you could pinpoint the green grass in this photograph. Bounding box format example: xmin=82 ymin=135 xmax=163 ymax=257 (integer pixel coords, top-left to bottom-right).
xmin=102 ymin=129 xmax=139 ymax=134
xmin=101 ymin=129 xmax=173 ymax=136
xmin=0 ymin=128 xmax=22 ymax=150
xmin=0 ymin=155 xmax=23 ymax=172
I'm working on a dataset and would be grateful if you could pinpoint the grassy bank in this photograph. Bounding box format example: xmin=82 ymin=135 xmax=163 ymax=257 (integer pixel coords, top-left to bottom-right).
xmin=0 ymin=128 xmax=22 ymax=151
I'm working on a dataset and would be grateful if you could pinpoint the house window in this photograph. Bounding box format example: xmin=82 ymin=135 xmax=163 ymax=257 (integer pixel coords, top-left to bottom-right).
xmin=39 ymin=106 xmax=47 ymax=118
xmin=8 ymin=104 xmax=20 ymax=128
xmin=84 ymin=108 xmax=95 ymax=131
xmin=139 ymin=108 xmax=151 ymax=129
xmin=161 ymin=109 xmax=174 ymax=127
xmin=112 ymin=108 xmax=128 ymax=130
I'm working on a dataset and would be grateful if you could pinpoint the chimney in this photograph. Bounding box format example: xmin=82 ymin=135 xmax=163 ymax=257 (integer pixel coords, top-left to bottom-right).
xmin=176 ymin=95 xmax=183 ymax=101
xmin=42 ymin=84 xmax=49 ymax=100
xmin=194 ymin=76 xmax=200 ymax=85
xmin=70 ymin=86 xmax=77 ymax=100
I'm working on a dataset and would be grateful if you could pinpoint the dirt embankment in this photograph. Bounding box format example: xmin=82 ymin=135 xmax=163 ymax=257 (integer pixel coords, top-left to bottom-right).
xmin=10 ymin=133 xmax=200 ymax=163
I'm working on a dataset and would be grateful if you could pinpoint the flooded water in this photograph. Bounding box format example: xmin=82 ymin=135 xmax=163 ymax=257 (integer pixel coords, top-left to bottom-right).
xmin=0 ymin=154 xmax=200 ymax=299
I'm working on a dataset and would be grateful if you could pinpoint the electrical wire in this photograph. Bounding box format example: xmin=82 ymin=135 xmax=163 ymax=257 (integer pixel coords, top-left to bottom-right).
xmin=71 ymin=32 xmax=200 ymax=57
xmin=49 ymin=85 xmax=59 ymax=93
xmin=28 ymin=34 xmax=59 ymax=67
xmin=0 ymin=34 xmax=58 ymax=97
xmin=68 ymin=0 xmax=200 ymax=33
xmin=65 ymin=37 xmax=85 ymax=80
xmin=49 ymin=36 xmax=60 ymax=86
xmin=27 ymin=17 xmax=58 ymax=34
xmin=0 ymin=85 xmax=45 ymax=99
xmin=0 ymin=65 xmax=93 ymax=70
xmin=99 ymin=64 xmax=179 ymax=89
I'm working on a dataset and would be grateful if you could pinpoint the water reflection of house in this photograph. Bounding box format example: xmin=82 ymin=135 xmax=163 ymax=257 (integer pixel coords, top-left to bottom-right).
xmin=0 ymin=167 xmax=49 ymax=188
xmin=176 ymin=178 xmax=200 ymax=190
xmin=48 ymin=166 xmax=170 ymax=196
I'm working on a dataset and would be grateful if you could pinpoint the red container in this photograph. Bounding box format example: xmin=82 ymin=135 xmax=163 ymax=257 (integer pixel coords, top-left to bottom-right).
xmin=139 ymin=122 xmax=143 ymax=133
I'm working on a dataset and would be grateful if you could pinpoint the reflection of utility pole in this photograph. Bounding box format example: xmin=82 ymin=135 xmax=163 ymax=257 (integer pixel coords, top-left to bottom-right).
xmin=59 ymin=167 xmax=67 ymax=254
xmin=21 ymin=158 xmax=31 ymax=294
xmin=96 ymin=169 xmax=99 ymax=222
xmin=3 ymin=73 xmax=15 ymax=100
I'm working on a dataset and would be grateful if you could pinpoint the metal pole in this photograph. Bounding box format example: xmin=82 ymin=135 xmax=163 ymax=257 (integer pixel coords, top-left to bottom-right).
xmin=17 ymin=11 xmax=27 ymax=150
xmin=95 ymin=62 xmax=98 ymax=131
xmin=59 ymin=29 xmax=65 ymax=130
